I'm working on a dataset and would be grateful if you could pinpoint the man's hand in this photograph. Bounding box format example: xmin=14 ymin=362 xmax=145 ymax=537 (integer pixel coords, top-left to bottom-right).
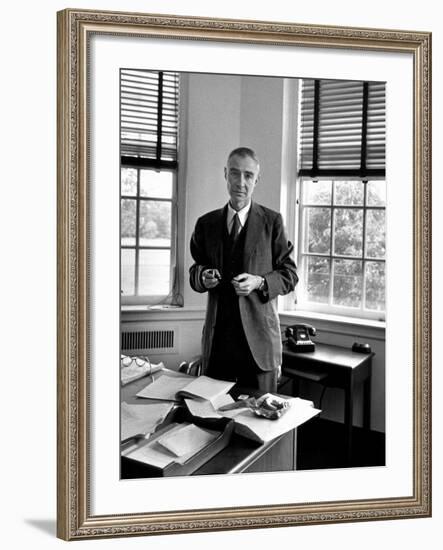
xmin=202 ymin=268 xmax=221 ymax=289
xmin=231 ymin=273 xmax=263 ymax=296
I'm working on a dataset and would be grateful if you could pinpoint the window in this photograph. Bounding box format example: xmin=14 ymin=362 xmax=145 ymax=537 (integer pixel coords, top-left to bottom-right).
xmin=296 ymin=79 xmax=386 ymax=320
xmin=120 ymin=69 xmax=181 ymax=305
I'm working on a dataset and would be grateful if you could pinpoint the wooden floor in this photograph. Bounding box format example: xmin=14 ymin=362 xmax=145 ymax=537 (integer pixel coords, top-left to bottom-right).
xmin=296 ymin=417 xmax=386 ymax=470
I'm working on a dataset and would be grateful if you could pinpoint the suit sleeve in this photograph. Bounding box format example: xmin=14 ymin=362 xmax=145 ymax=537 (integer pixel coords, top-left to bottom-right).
xmin=260 ymin=213 xmax=298 ymax=302
xmin=189 ymin=217 xmax=210 ymax=293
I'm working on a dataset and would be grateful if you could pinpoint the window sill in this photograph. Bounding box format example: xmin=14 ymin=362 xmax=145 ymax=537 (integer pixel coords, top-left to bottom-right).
xmin=279 ymin=309 xmax=385 ymax=340
xmin=121 ymin=305 xmax=206 ymax=322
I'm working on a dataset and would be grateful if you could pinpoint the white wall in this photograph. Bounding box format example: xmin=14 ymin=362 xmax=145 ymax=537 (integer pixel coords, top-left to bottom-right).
xmin=183 ymin=73 xmax=242 ymax=306
xmin=3 ymin=1 xmax=441 ymax=550
xmin=122 ymin=71 xmax=290 ymax=368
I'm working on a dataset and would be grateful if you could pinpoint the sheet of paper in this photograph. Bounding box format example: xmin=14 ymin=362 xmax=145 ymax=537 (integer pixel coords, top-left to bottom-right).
xmin=124 ymin=440 xmax=175 ymax=468
xmin=122 ymin=423 xmax=185 ymax=468
xmin=178 ymin=375 xmax=235 ymax=404
xmin=121 ymin=360 xmax=164 ymax=386
xmin=157 ymin=423 xmax=217 ymax=457
xmin=227 ymin=397 xmax=321 ymax=443
xmin=120 ymin=401 xmax=174 ymax=441
xmin=135 ymin=372 xmax=193 ymax=401
xmin=184 ymin=393 xmax=234 ymax=418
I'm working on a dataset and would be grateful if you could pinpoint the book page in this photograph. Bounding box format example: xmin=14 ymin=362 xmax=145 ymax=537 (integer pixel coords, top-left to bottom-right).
xmin=177 ymin=376 xmax=235 ymax=404
xmin=184 ymin=394 xmax=234 ymax=419
xmin=135 ymin=372 xmax=193 ymax=401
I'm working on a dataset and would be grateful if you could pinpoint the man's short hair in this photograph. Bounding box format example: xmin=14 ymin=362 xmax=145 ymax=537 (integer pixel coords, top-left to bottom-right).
xmin=227 ymin=147 xmax=260 ymax=166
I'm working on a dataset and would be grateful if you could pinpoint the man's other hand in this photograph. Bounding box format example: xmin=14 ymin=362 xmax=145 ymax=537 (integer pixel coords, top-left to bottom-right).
xmin=202 ymin=268 xmax=221 ymax=289
xmin=231 ymin=273 xmax=262 ymax=296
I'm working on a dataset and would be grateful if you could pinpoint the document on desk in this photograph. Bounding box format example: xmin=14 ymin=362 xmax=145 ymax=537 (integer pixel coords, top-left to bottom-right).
xmin=184 ymin=394 xmax=235 ymax=419
xmin=120 ymin=401 xmax=174 ymax=441
xmin=135 ymin=371 xmax=194 ymax=401
xmin=157 ymin=423 xmax=218 ymax=457
xmin=136 ymin=372 xmax=234 ymax=404
xmin=224 ymin=397 xmax=320 ymax=444
xmin=176 ymin=376 xmax=235 ymax=405
xmin=122 ymin=422 xmax=218 ymax=468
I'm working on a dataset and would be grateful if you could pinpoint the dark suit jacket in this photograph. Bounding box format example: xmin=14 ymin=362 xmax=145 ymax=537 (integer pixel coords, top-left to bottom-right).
xmin=189 ymin=201 xmax=298 ymax=373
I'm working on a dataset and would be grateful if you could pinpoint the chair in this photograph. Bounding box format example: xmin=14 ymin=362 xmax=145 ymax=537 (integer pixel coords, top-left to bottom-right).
xmin=178 ymin=355 xmax=203 ymax=377
xmin=279 ymin=365 xmax=329 ymax=410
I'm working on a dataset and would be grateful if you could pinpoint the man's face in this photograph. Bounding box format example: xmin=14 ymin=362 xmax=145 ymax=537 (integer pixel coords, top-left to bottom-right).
xmin=224 ymin=154 xmax=260 ymax=211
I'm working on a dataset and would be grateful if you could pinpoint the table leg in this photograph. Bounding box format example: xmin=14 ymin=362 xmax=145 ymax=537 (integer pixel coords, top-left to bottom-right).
xmin=344 ymin=374 xmax=354 ymax=465
xmin=363 ymin=364 xmax=372 ymax=431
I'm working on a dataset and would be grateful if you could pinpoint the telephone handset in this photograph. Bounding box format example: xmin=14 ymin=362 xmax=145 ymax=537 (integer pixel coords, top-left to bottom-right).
xmin=285 ymin=324 xmax=316 ymax=352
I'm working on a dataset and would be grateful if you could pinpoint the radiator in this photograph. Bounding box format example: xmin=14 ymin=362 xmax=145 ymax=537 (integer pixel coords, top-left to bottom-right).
xmin=121 ymin=327 xmax=178 ymax=355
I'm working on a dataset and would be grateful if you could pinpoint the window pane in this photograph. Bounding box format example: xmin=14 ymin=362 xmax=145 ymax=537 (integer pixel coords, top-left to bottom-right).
xmin=365 ymin=261 xmax=385 ymax=311
xmin=139 ymin=201 xmax=171 ymax=247
xmin=140 ymin=169 xmax=173 ymax=198
xmin=367 ymin=180 xmax=386 ymax=206
xmin=306 ymin=256 xmax=330 ymax=303
xmin=121 ymin=248 xmax=135 ymax=295
xmin=333 ymin=259 xmax=362 ymax=308
xmin=304 ymin=207 xmax=331 ymax=254
xmin=333 ymin=208 xmax=363 ymax=256
xmin=121 ymin=167 xmax=137 ymax=196
xmin=138 ymin=249 xmax=170 ymax=296
xmin=302 ymin=180 xmax=332 ymax=205
xmin=121 ymin=199 xmax=136 ymax=246
xmin=334 ymin=181 xmax=364 ymax=205
xmin=366 ymin=209 xmax=386 ymax=258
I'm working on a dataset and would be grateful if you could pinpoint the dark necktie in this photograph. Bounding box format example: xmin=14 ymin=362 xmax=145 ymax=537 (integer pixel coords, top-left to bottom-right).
xmin=230 ymin=213 xmax=241 ymax=244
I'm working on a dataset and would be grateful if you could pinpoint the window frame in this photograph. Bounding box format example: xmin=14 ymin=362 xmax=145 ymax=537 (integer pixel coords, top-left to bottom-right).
xmin=120 ymin=165 xmax=178 ymax=306
xmin=294 ymin=177 xmax=386 ymax=321
xmin=120 ymin=69 xmax=182 ymax=307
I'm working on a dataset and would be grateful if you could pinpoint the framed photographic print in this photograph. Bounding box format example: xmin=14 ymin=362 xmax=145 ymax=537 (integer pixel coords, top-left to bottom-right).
xmin=57 ymin=8 xmax=431 ymax=540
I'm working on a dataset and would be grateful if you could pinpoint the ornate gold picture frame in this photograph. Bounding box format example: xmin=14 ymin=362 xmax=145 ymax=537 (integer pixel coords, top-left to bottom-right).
xmin=57 ymin=8 xmax=431 ymax=540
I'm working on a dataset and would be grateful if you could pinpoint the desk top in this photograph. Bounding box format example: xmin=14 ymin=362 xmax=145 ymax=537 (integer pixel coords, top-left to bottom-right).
xmin=121 ymin=369 xmax=314 ymax=476
xmin=283 ymin=342 xmax=373 ymax=369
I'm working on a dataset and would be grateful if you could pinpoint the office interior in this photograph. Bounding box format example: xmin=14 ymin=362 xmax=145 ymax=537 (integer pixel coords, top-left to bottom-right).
xmin=121 ymin=71 xmax=386 ymax=470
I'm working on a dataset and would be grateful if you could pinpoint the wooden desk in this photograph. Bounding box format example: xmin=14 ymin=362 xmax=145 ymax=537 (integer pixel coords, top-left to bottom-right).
xmin=121 ymin=373 xmax=300 ymax=478
xmin=282 ymin=343 xmax=373 ymax=464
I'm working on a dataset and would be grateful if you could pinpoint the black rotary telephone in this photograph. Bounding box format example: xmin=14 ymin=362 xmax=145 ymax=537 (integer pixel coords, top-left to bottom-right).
xmin=285 ymin=324 xmax=317 ymax=352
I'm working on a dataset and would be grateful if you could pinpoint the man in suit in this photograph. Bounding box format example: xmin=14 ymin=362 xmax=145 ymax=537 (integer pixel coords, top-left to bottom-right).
xmin=189 ymin=147 xmax=298 ymax=392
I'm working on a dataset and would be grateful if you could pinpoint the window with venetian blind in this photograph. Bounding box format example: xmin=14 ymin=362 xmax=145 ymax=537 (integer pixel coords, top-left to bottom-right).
xmin=296 ymin=79 xmax=386 ymax=320
xmin=120 ymin=69 xmax=181 ymax=305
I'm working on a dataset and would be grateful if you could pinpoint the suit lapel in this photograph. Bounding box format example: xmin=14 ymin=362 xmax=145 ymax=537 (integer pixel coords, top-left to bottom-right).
xmin=210 ymin=205 xmax=227 ymax=268
xmin=243 ymin=202 xmax=262 ymax=268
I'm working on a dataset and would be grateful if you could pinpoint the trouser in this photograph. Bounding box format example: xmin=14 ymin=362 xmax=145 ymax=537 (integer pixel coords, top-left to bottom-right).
xmin=206 ymin=291 xmax=277 ymax=393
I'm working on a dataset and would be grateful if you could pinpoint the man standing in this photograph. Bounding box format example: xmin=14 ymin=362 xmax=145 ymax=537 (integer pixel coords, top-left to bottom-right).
xmin=189 ymin=147 xmax=298 ymax=392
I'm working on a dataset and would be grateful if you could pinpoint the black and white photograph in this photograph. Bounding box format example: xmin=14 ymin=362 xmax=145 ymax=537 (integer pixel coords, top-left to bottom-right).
xmin=53 ymin=5 xmax=432 ymax=543
xmin=119 ymin=69 xmax=386 ymax=478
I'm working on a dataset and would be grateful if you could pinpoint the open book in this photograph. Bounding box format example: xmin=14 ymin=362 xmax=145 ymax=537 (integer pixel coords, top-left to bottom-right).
xmin=136 ymin=373 xmax=235 ymax=405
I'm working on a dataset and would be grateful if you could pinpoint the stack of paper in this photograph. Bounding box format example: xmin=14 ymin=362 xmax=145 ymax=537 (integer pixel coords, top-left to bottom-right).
xmin=121 ymin=401 xmax=174 ymax=441
xmin=122 ymin=422 xmax=218 ymax=469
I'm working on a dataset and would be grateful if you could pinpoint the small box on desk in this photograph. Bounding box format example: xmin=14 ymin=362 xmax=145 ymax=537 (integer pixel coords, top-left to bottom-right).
xmin=121 ymin=407 xmax=234 ymax=478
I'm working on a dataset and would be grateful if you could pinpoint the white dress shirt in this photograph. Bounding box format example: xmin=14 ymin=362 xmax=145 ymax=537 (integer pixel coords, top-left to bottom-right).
xmin=226 ymin=201 xmax=252 ymax=234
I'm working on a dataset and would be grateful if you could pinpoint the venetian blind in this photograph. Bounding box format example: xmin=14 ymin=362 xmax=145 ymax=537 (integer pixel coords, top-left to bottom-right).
xmin=298 ymin=79 xmax=385 ymax=178
xmin=121 ymin=70 xmax=179 ymax=166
